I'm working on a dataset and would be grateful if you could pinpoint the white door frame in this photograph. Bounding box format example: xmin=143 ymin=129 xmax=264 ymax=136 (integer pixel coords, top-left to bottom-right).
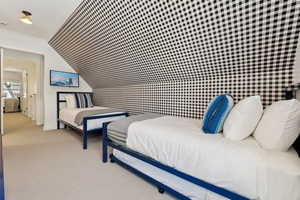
xmin=0 ymin=48 xmax=4 ymax=135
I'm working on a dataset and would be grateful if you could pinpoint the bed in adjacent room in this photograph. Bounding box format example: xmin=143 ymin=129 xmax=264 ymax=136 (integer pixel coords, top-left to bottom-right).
xmin=57 ymin=91 xmax=128 ymax=149
xmin=4 ymin=97 xmax=20 ymax=113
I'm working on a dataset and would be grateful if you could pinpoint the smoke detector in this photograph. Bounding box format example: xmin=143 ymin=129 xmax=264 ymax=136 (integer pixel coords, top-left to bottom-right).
xmin=0 ymin=21 xmax=8 ymax=26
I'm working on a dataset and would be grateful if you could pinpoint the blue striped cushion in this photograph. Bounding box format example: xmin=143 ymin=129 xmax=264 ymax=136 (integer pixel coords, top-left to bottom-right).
xmin=75 ymin=93 xmax=94 ymax=108
xmin=202 ymin=94 xmax=234 ymax=134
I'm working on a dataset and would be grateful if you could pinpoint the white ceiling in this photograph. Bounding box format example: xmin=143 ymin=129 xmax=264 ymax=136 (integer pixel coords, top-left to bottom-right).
xmin=0 ymin=0 xmax=83 ymax=41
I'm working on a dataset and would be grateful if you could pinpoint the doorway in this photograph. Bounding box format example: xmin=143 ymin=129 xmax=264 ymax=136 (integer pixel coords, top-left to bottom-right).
xmin=1 ymin=48 xmax=44 ymax=135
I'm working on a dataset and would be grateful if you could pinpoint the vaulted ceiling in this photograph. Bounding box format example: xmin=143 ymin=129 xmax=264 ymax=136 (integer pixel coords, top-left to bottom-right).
xmin=49 ymin=0 xmax=300 ymax=89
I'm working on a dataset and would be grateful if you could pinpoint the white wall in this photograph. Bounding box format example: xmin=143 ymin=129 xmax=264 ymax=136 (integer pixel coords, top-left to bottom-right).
xmin=0 ymin=29 xmax=92 ymax=130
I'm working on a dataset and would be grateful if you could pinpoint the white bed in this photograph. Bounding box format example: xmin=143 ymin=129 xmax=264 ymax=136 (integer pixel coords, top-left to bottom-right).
xmin=57 ymin=92 xmax=129 ymax=149
xmin=125 ymin=116 xmax=300 ymax=200
xmin=4 ymin=98 xmax=19 ymax=113
xmin=59 ymin=106 xmax=126 ymax=131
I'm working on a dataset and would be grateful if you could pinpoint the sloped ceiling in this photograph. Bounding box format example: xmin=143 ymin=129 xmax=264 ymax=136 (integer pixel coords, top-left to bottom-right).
xmin=49 ymin=0 xmax=300 ymax=89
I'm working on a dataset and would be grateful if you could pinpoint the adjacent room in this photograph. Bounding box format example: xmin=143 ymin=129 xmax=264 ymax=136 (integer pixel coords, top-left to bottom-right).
xmin=0 ymin=0 xmax=300 ymax=200
xmin=2 ymin=48 xmax=43 ymax=135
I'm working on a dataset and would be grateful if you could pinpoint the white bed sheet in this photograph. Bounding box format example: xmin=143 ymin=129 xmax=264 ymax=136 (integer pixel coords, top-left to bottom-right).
xmin=127 ymin=116 xmax=300 ymax=200
xmin=59 ymin=106 xmax=125 ymax=131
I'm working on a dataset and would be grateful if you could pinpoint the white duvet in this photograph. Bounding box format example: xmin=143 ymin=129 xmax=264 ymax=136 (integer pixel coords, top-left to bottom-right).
xmin=126 ymin=116 xmax=300 ymax=200
xmin=59 ymin=106 xmax=125 ymax=130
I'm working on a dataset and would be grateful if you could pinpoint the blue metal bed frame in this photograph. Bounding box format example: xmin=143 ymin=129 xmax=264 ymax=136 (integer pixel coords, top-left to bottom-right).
xmin=102 ymin=122 xmax=250 ymax=200
xmin=57 ymin=91 xmax=128 ymax=149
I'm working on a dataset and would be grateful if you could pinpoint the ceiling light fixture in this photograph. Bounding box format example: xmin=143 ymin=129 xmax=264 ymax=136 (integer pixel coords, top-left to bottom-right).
xmin=20 ymin=10 xmax=32 ymax=25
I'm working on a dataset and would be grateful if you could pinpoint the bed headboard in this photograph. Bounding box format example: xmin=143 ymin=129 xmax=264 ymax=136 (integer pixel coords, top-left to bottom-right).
xmin=56 ymin=91 xmax=93 ymax=127
xmin=285 ymin=83 xmax=300 ymax=156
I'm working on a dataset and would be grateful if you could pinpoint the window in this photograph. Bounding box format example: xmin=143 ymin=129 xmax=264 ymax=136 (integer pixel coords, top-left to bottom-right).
xmin=3 ymin=81 xmax=22 ymax=98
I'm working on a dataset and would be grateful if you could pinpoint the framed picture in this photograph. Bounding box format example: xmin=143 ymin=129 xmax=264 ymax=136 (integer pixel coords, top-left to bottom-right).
xmin=50 ymin=70 xmax=79 ymax=87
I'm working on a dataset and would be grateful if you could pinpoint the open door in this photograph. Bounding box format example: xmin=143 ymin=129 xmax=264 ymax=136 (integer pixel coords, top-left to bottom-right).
xmin=0 ymin=48 xmax=3 ymax=134
xmin=0 ymin=47 xmax=5 ymax=200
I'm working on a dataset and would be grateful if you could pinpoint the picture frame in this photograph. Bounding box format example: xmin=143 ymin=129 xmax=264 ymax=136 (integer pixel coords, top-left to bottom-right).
xmin=50 ymin=70 xmax=79 ymax=87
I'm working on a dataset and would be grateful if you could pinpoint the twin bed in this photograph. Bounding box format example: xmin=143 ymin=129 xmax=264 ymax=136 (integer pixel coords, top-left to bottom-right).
xmin=101 ymin=85 xmax=300 ymax=200
xmin=57 ymin=92 xmax=128 ymax=149
xmin=103 ymin=115 xmax=300 ymax=200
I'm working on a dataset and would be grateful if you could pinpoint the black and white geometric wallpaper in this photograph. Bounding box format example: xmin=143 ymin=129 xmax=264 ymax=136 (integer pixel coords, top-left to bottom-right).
xmin=49 ymin=0 xmax=300 ymax=118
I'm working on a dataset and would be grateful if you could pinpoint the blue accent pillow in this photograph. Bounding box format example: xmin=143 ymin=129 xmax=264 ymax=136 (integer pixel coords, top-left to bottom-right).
xmin=202 ymin=94 xmax=234 ymax=134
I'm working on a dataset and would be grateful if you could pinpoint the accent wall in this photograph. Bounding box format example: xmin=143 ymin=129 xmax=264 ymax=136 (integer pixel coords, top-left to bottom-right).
xmin=49 ymin=0 xmax=300 ymax=118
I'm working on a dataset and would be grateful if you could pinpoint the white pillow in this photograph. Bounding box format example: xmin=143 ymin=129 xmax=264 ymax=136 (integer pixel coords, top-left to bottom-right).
xmin=65 ymin=95 xmax=77 ymax=109
xmin=254 ymin=99 xmax=300 ymax=151
xmin=223 ymin=96 xmax=263 ymax=141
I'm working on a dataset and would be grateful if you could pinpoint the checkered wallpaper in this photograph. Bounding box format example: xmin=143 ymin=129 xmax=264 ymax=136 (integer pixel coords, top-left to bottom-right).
xmin=93 ymin=77 xmax=295 ymax=118
xmin=49 ymin=0 xmax=300 ymax=118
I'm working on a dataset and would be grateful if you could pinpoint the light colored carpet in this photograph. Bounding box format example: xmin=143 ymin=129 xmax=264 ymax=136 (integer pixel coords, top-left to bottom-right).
xmin=3 ymin=113 xmax=173 ymax=200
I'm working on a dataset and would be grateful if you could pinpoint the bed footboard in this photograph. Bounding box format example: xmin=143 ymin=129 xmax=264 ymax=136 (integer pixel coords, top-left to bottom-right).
xmin=102 ymin=122 xmax=110 ymax=162
xmin=82 ymin=112 xmax=128 ymax=150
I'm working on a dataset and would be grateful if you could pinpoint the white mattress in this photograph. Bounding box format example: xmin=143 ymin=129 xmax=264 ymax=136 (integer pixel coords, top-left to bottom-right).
xmin=127 ymin=116 xmax=300 ymax=200
xmin=59 ymin=106 xmax=125 ymax=131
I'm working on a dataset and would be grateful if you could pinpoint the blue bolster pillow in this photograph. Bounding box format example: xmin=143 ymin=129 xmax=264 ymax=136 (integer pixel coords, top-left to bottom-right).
xmin=202 ymin=94 xmax=234 ymax=134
